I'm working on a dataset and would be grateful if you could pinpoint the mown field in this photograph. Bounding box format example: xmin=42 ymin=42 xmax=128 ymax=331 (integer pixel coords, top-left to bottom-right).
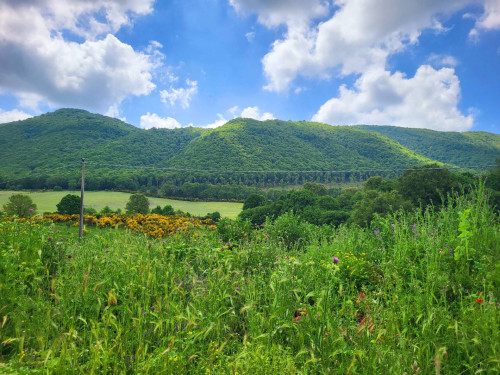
xmin=0 ymin=191 xmax=243 ymax=219
xmin=0 ymin=187 xmax=499 ymax=374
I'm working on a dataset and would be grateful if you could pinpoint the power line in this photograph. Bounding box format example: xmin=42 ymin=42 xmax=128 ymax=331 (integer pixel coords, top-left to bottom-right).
xmin=0 ymin=165 xmax=78 ymax=186
xmin=0 ymin=161 xmax=495 ymax=187
xmin=84 ymin=161 xmax=496 ymax=174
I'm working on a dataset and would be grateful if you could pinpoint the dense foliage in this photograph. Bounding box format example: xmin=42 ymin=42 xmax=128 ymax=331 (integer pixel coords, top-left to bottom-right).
xmin=1 ymin=193 xmax=36 ymax=217
xmin=56 ymin=194 xmax=80 ymax=215
xmin=126 ymin=194 xmax=150 ymax=214
xmin=239 ymin=164 xmax=499 ymax=227
xmin=0 ymin=186 xmax=498 ymax=373
xmin=1 ymin=109 xmax=498 ymax=197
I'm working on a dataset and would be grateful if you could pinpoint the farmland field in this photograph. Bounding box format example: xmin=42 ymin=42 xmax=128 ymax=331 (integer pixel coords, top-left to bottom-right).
xmin=0 ymin=186 xmax=499 ymax=374
xmin=0 ymin=190 xmax=243 ymax=218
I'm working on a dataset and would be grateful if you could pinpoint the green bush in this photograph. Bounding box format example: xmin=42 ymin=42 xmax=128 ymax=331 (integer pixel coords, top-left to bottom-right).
xmin=2 ymin=193 xmax=37 ymax=217
xmin=56 ymin=194 xmax=80 ymax=214
xmin=264 ymin=212 xmax=313 ymax=250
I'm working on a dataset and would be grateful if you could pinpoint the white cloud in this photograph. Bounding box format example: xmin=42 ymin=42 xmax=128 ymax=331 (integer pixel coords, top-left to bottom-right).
xmin=247 ymin=0 xmax=471 ymax=92
xmin=245 ymin=31 xmax=256 ymax=42
xmin=160 ymin=79 xmax=198 ymax=109
xmin=0 ymin=108 xmax=33 ymax=123
xmin=203 ymin=106 xmax=275 ymax=128
xmin=470 ymin=0 xmax=500 ymax=37
xmin=0 ymin=0 xmax=158 ymax=113
xmin=312 ymin=65 xmax=474 ymax=131
xmin=427 ymin=54 xmax=459 ymax=68
xmin=240 ymin=106 xmax=275 ymax=120
xmin=204 ymin=114 xmax=228 ymax=128
xmin=139 ymin=112 xmax=182 ymax=129
xmin=231 ymin=0 xmax=481 ymax=131
xmin=230 ymin=0 xmax=329 ymax=28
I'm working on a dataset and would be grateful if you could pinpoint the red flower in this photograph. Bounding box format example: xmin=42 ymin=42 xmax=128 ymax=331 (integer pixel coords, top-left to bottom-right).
xmin=476 ymin=299 xmax=483 ymax=303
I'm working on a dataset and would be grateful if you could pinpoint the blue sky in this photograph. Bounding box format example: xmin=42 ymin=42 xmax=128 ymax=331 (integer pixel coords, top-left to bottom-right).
xmin=0 ymin=0 xmax=499 ymax=133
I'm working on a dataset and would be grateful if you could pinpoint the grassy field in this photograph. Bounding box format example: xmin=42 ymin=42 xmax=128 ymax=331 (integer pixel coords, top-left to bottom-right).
xmin=0 ymin=186 xmax=499 ymax=374
xmin=0 ymin=190 xmax=242 ymax=218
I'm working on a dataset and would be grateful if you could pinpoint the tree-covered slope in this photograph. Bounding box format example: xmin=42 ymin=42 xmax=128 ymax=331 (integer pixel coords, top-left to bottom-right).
xmin=354 ymin=125 xmax=500 ymax=166
xmin=1 ymin=109 xmax=499 ymax=186
xmin=168 ymin=118 xmax=434 ymax=170
xmin=0 ymin=108 xmax=138 ymax=176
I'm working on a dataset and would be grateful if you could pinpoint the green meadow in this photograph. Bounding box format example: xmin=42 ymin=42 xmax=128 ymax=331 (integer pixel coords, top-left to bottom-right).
xmin=0 ymin=191 xmax=242 ymax=219
xmin=0 ymin=186 xmax=499 ymax=374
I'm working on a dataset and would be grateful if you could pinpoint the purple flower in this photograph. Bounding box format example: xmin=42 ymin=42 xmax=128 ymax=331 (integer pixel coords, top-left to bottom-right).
xmin=47 ymin=237 xmax=52 ymax=241
xmin=236 ymin=287 xmax=240 ymax=291
xmin=29 ymin=208 xmax=34 ymax=212
xmin=150 ymin=306 xmax=155 ymax=311
xmin=333 ymin=257 xmax=339 ymax=263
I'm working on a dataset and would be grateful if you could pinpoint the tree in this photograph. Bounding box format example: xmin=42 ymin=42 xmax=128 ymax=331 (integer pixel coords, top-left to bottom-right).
xmin=56 ymin=194 xmax=80 ymax=214
xmin=397 ymin=164 xmax=458 ymax=206
xmin=351 ymin=190 xmax=409 ymax=226
xmin=3 ymin=194 xmax=37 ymax=217
xmin=126 ymin=194 xmax=150 ymax=214
xmin=303 ymin=182 xmax=328 ymax=196
xmin=243 ymin=193 xmax=267 ymax=210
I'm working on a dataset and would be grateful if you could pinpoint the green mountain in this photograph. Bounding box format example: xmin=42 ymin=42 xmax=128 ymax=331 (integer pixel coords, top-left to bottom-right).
xmin=355 ymin=125 xmax=500 ymax=167
xmin=0 ymin=109 xmax=498 ymax=190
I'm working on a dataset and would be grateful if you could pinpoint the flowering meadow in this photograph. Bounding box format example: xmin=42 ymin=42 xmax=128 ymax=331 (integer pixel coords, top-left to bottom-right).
xmin=2 ymin=213 xmax=216 ymax=239
xmin=0 ymin=187 xmax=499 ymax=374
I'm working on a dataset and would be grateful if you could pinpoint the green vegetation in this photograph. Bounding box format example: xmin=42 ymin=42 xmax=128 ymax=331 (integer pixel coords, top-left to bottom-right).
xmin=1 ymin=193 xmax=36 ymax=218
xmin=126 ymin=193 xmax=150 ymax=214
xmin=0 ymin=186 xmax=498 ymax=373
xmin=56 ymin=194 xmax=80 ymax=215
xmin=355 ymin=125 xmax=500 ymax=167
xmin=2 ymin=109 xmax=499 ymax=198
xmin=0 ymin=191 xmax=243 ymax=219
xmin=238 ymin=163 xmax=500 ymax=228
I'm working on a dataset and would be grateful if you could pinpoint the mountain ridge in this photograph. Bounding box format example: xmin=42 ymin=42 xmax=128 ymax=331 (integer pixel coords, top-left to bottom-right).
xmin=1 ymin=108 xmax=498 ymax=189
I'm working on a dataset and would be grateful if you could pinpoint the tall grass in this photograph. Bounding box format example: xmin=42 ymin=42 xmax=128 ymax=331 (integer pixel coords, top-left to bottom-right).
xmin=0 ymin=186 xmax=499 ymax=374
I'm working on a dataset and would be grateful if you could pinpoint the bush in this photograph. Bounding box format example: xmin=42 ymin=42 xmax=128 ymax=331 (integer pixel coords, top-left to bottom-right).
xmin=56 ymin=194 xmax=80 ymax=214
xmin=217 ymin=218 xmax=253 ymax=243
xmin=205 ymin=211 xmax=221 ymax=222
xmin=126 ymin=194 xmax=150 ymax=214
xmin=2 ymin=193 xmax=37 ymax=217
xmin=263 ymin=212 xmax=313 ymax=250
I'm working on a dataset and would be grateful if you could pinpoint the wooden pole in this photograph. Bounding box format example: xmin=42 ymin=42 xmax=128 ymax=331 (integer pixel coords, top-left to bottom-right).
xmin=79 ymin=158 xmax=85 ymax=239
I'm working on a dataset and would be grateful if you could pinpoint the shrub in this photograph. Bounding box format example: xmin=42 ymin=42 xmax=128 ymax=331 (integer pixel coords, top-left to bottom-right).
xmin=56 ymin=194 xmax=80 ymax=214
xmin=126 ymin=193 xmax=150 ymax=214
xmin=264 ymin=212 xmax=313 ymax=250
xmin=2 ymin=193 xmax=37 ymax=217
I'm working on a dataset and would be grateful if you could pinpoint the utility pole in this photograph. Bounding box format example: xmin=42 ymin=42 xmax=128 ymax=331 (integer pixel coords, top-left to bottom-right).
xmin=79 ymin=158 xmax=85 ymax=239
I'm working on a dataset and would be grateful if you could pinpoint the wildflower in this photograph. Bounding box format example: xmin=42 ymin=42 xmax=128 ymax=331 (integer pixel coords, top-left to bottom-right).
xmin=236 ymin=287 xmax=240 ymax=291
xmin=151 ymin=305 xmax=155 ymax=311
xmin=29 ymin=208 xmax=34 ymax=212
xmin=333 ymin=257 xmax=339 ymax=263
xmin=476 ymin=299 xmax=483 ymax=303
xmin=47 ymin=237 xmax=52 ymax=241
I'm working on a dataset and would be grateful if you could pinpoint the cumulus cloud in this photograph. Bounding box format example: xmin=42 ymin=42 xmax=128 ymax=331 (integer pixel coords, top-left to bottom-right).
xmin=470 ymin=0 xmax=500 ymax=37
xmin=0 ymin=0 xmax=157 ymax=114
xmin=229 ymin=0 xmax=329 ymax=28
xmin=241 ymin=106 xmax=275 ymax=120
xmin=244 ymin=0 xmax=471 ymax=92
xmin=139 ymin=113 xmax=182 ymax=129
xmin=0 ymin=108 xmax=33 ymax=123
xmin=204 ymin=114 xmax=228 ymax=128
xmin=160 ymin=79 xmax=198 ymax=109
xmin=230 ymin=0 xmax=488 ymax=130
xmin=427 ymin=54 xmax=459 ymax=68
xmin=203 ymin=106 xmax=274 ymax=128
xmin=312 ymin=65 xmax=474 ymax=131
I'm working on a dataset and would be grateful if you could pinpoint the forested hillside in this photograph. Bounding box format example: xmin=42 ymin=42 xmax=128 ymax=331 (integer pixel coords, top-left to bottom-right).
xmin=1 ymin=109 xmax=498 ymax=195
xmin=355 ymin=125 xmax=500 ymax=166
